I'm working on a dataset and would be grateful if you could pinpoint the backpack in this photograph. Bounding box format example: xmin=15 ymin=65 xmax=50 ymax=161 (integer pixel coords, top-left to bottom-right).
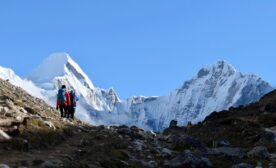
xmin=57 ymin=89 xmax=66 ymax=101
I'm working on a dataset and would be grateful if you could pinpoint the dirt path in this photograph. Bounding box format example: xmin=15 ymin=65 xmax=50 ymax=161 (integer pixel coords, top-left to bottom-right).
xmin=0 ymin=128 xmax=93 ymax=168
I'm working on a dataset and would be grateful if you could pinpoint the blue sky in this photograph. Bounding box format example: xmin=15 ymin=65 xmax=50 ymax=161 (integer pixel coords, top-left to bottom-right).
xmin=0 ymin=1 xmax=276 ymax=99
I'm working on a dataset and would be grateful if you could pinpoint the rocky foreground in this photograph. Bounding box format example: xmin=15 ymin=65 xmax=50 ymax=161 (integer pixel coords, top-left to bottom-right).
xmin=0 ymin=78 xmax=276 ymax=168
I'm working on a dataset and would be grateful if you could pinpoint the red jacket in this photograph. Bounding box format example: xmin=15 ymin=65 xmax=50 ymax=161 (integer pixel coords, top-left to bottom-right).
xmin=57 ymin=91 xmax=71 ymax=107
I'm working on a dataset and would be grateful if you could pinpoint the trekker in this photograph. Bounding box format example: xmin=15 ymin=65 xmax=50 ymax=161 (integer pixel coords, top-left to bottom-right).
xmin=68 ymin=90 xmax=78 ymax=119
xmin=56 ymin=85 xmax=71 ymax=118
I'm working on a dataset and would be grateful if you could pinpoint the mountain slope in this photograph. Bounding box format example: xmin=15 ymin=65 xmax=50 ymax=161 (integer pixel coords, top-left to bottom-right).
xmin=163 ymin=89 xmax=276 ymax=167
xmin=0 ymin=66 xmax=46 ymax=101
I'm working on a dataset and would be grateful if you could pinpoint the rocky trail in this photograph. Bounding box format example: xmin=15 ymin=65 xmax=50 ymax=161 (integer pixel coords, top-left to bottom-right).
xmin=0 ymin=124 xmax=92 ymax=168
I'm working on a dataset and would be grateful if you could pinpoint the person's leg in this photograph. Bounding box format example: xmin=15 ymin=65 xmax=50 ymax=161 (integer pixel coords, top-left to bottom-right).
xmin=59 ymin=105 xmax=64 ymax=117
xmin=67 ymin=106 xmax=71 ymax=118
xmin=71 ymin=107 xmax=75 ymax=119
xmin=65 ymin=106 xmax=69 ymax=118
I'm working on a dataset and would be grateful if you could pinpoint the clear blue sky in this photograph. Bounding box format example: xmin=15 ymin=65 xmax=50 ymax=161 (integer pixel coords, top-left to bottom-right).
xmin=0 ymin=1 xmax=276 ymax=99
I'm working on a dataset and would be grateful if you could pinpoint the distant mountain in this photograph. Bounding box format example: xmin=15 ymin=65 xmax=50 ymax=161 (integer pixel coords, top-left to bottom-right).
xmin=118 ymin=60 xmax=273 ymax=131
xmin=0 ymin=53 xmax=273 ymax=131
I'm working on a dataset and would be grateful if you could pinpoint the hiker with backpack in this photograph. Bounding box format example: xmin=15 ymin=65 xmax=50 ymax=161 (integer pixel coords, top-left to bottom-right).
xmin=68 ymin=90 xmax=79 ymax=119
xmin=56 ymin=85 xmax=71 ymax=118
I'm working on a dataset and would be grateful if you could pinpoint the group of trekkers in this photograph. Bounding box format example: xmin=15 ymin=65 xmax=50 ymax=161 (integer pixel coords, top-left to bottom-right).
xmin=56 ymin=85 xmax=78 ymax=119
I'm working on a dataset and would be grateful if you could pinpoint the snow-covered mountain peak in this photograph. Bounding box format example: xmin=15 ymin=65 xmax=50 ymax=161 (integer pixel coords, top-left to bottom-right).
xmin=29 ymin=52 xmax=94 ymax=90
xmin=28 ymin=53 xmax=70 ymax=83
xmin=197 ymin=60 xmax=237 ymax=78
xmin=211 ymin=60 xmax=236 ymax=75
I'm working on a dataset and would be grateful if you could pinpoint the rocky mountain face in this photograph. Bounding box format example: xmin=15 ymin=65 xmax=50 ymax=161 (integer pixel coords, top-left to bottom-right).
xmin=0 ymin=53 xmax=273 ymax=131
xmin=1 ymin=77 xmax=276 ymax=168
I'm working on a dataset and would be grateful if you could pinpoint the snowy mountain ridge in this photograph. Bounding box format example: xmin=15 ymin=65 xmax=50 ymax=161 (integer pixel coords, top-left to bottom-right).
xmin=0 ymin=66 xmax=46 ymax=101
xmin=28 ymin=53 xmax=95 ymax=90
xmin=0 ymin=53 xmax=273 ymax=131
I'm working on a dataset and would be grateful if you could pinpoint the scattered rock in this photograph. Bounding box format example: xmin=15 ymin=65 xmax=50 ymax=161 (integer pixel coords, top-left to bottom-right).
xmin=169 ymin=120 xmax=178 ymax=128
xmin=117 ymin=126 xmax=131 ymax=136
xmin=247 ymin=146 xmax=270 ymax=159
xmin=132 ymin=140 xmax=146 ymax=151
xmin=15 ymin=116 xmax=23 ymax=122
xmin=161 ymin=148 xmax=173 ymax=157
xmin=39 ymin=160 xmax=54 ymax=168
xmin=256 ymin=162 xmax=263 ymax=168
xmin=208 ymin=147 xmax=245 ymax=158
xmin=32 ymin=160 xmax=44 ymax=166
xmin=80 ymin=139 xmax=90 ymax=146
xmin=164 ymin=150 xmax=212 ymax=168
xmin=167 ymin=134 xmax=207 ymax=152
xmin=0 ymin=164 xmax=10 ymax=168
xmin=213 ymin=139 xmax=231 ymax=147
xmin=18 ymin=160 xmax=29 ymax=167
xmin=231 ymin=163 xmax=253 ymax=168
xmin=0 ymin=106 xmax=9 ymax=115
xmin=43 ymin=121 xmax=56 ymax=130
xmin=22 ymin=139 xmax=29 ymax=152
xmin=98 ymin=125 xmax=106 ymax=130
xmin=141 ymin=160 xmax=157 ymax=168
xmin=0 ymin=129 xmax=11 ymax=141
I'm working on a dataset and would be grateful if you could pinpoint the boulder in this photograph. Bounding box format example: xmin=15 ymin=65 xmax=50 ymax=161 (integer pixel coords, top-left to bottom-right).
xmin=161 ymin=148 xmax=173 ymax=158
xmin=132 ymin=140 xmax=146 ymax=152
xmin=117 ymin=126 xmax=131 ymax=136
xmin=43 ymin=121 xmax=56 ymax=130
xmin=0 ymin=106 xmax=9 ymax=115
xmin=141 ymin=160 xmax=157 ymax=168
xmin=247 ymin=146 xmax=270 ymax=159
xmin=168 ymin=135 xmax=207 ymax=152
xmin=208 ymin=147 xmax=245 ymax=159
xmin=39 ymin=160 xmax=54 ymax=168
xmin=0 ymin=129 xmax=11 ymax=141
xmin=80 ymin=139 xmax=90 ymax=146
xmin=164 ymin=150 xmax=212 ymax=168
xmin=0 ymin=164 xmax=10 ymax=168
xmin=256 ymin=162 xmax=263 ymax=168
xmin=213 ymin=139 xmax=231 ymax=147
xmin=130 ymin=127 xmax=146 ymax=140
xmin=169 ymin=120 xmax=178 ymax=128
xmin=231 ymin=163 xmax=253 ymax=168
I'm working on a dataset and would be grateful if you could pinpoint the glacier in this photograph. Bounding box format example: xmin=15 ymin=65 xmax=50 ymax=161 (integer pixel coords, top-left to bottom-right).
xmin=0 ymin=53 xmax=273 ymax=131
